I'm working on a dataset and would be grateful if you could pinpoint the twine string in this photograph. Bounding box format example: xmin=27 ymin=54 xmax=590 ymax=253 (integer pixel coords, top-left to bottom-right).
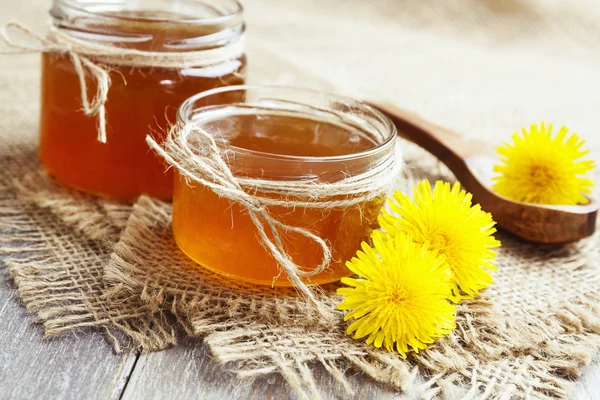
xmin=0 ymin=20 xmax=245 ymax=143
xmin=69 ymin=52 xmax=110 ymax=142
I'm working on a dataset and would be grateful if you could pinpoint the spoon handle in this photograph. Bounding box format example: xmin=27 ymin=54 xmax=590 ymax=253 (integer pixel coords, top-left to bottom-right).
xmin=372 ymin=102 xmax=485 ymax=167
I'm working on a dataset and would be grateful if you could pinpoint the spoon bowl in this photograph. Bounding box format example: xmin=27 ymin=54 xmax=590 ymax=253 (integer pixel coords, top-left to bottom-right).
xmin=374 ymin=102 xmax=598 ymax=244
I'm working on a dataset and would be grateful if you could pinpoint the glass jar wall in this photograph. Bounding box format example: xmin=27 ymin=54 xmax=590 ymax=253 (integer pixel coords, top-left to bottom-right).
xmin=172 ymin=86 xmax=397 ymax=286
xmin=40 ymin=0 xmax=246 ymax=200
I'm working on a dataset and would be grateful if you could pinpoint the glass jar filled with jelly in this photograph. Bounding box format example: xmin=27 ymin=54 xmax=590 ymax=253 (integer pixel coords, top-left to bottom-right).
xmin=172 ymin=86 xmax=398 ymax=286
xmin=41 ymin=0 xmax=246 ymax=200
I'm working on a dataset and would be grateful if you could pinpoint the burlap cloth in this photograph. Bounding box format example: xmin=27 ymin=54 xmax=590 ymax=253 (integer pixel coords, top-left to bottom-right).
xmin=2 ymin=0 xmax=600 ymax=399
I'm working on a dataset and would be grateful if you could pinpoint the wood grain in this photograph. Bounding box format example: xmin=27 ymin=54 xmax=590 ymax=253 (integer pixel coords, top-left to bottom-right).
xmin=120 ymin=335 xmax=600 ymax=399
xmin=120 ymin=335 xmax=401 ymax=400
xmin=573 ymin=359 xmax=600 ymax=400
xmin=0 ymin=256 xmax=137 ymax=400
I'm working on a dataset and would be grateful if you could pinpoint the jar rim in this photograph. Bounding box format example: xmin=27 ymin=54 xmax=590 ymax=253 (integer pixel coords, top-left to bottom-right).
xmin=177 ymin=85 xmax=398 ymax=164
xmin=52 ymin=0 xmax=244 ymax=26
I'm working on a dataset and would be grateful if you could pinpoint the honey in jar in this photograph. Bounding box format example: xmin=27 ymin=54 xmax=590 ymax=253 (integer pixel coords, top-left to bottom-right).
xmin=40 ymin=0 xmax=246 ymax=200
xmin=171 ymin=86 xmax=398 ymax=286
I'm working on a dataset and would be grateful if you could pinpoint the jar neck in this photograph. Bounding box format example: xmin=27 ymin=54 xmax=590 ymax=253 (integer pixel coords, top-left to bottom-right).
xmin=50 ymin=0 xmax=244 ymax=52
xmin=178 ymin=86 xmax=398 ymax=183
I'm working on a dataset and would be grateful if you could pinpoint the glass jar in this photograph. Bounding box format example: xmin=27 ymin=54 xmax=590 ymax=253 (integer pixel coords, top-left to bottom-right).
xmin=172 ymin=86 xmax=398 ymax=286
xmin=40 ymin=0 xmax=246 ymax=201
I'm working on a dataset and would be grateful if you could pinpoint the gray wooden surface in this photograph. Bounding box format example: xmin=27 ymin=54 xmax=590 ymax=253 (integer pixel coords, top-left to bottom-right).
xmin=1 ymin=260 xmax=599 ymax=400
xmin=0 ymin=274 xmax=136 ymax=400
xmin=121 ymin=336 xmax=398 ymax=400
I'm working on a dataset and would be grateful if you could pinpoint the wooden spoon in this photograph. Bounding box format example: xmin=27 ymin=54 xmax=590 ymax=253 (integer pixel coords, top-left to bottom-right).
xmin=374 ymin=102 xmax=598 ymax=244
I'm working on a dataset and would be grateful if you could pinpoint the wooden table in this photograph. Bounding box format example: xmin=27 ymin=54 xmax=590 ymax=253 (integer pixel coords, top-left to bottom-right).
xmin=1 ymin=256 xmax=599 ymax=399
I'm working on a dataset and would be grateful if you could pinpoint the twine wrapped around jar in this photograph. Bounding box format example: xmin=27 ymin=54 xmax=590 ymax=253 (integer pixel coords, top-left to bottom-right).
xmin=0 ymin=21 xmax=245 ymax=143
xmin=146 ymin=121 xmax=402 ymax=317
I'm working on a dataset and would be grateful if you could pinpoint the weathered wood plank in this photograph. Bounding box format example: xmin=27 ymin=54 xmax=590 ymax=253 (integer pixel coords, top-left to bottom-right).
xmin=121 ymin=334 xmax=600 ymax=400
xmin=573 ymin=358 xmax=600 ymax=400
xmin=121 ymin=335 xmax=401 ymax=400
xmin=0 ymin=260 xmax=137 ymax=400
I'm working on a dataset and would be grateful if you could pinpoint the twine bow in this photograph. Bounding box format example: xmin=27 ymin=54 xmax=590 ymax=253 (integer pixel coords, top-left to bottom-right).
xmin=1 ymin=21 xmax=110 ymax=142
xmin=0 ymin=20 xmax=245 ymax=143
xmin=146 ymin=121 xmax=401 ymax=316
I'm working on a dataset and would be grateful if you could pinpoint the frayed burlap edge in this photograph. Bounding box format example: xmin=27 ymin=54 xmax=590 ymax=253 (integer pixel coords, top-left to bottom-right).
xmin=0 ymin=142 xmax=177 ymax=351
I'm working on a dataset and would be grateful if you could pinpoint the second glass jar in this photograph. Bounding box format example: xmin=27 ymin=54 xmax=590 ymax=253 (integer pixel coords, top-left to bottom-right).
xmin=40 ymin=0 xmax=246 ymax=200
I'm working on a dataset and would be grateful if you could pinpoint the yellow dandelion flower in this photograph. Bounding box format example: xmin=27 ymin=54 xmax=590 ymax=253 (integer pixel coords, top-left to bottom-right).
xmin=337 ymin=231 xmax=456 ymax=357
xmin=493 ymin=122 xmax=595 ymax=205
xmin=379 ymin=180 xmax=500 ymax=301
